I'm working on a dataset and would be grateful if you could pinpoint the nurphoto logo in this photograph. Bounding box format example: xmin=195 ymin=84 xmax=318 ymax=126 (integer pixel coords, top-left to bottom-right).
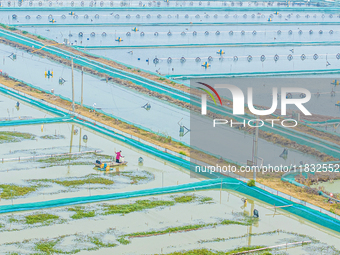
xmin=198 ymin=82 xmax=312 ymax=128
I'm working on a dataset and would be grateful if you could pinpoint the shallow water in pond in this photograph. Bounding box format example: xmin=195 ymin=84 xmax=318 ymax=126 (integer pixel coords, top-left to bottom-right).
xmin=0 ymin=92 xmax=54 ymax=120
xmin=0 ymin=122 xmax=198 ymax=204
xmin=0 ymin=190 xmax=339 ymax=254
xmin=23 ymin=24 xmax=340 ymax=47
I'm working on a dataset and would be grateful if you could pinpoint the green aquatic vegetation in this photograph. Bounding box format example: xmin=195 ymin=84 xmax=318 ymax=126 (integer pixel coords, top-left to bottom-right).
xmin=37 ymin=155 xmax=81 ymax=164
xmin=103 ymin=199 xmax=175 ymax=215
xmin=200 ymin=197 xmax=213 ymax=203
xmin=220 ymin=220 xmax=249 ymax=226
xmin=226 ymin=246 xmax=269 ymax=254
xmin=117 ymin=237 xmax=131 ymax=245
xmin=35 ymin=240 xmax=61 ymax=254
xmin=88 ymin=237 xmax=116 ymax=248
xmin=68 ymin=206 xmax=96 ymax=219
xmin=128 ymin=223 xmax=212 ymax=238
xmin=200 ymin=230 xmax=281 ymax=244
xmin=161 ymin=246 xmax=270 ymax=255
xmin=103 ymin=195 xmax=211 ymax=216
xmin=116 ymin=171 xmax=154 ymax=185
xmin=232 ymin=212 xmax=259 ymax=226
xmin=173 ymin=195 xmax=195 ymax=203
xmin=119 ymin=224 xmax=213 ymax=244
xmin=40 ymin=135 xmax=66 ymax=140
xmin=156 ymin=249 xmax=223 ymax=255
xmin=31 ymin=177 xmax=114 ymax=187
xmin=125 ymin=174 xmax=149 ymax=184
xmin=8 ymin=218 xmax=19 ymax=223
xmin=0 ymin=223 xmax=4 ymax=228
xmin=179 ymin=151 xmax=187 ymax=156
xmin=0 ymin=131 xmax=35 ymax=144
xmin=119 ymin=217 xmax=259 ymax=244
xmin=25 ymin=213 xmax=59 ymax=225
xmin=36 ymin=152 xmax=112 ymax=167
xmin=53 ymin=177 xmax=114 ymax=187
xmin=0 ymin=184 xmax=38 ymax=199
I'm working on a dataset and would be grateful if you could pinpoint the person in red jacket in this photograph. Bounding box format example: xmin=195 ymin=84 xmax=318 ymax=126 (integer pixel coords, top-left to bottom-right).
xmin=115 ymin=150 xmax=122 ymax=163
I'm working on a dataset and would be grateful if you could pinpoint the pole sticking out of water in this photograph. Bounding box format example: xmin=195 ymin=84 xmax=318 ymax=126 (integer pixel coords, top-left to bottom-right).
xmin=71 ymin=57 xmax=75 ymax=112
xmin=254 ymin=115 xmax=259 ymax=181
xmin=220 ymin=178 xmax=222 ymax=204
xmin=81 ymin=67 xmax=84 ymax=107
xmin=162 ymin=172 xmax=164 ymax=188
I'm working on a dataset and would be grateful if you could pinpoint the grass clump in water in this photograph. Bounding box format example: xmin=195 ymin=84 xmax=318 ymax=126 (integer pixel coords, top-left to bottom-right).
xmin=119 ymin=224 xmax=211 ymax=244
xmin=54 ymin=177 xmax=114 ymax=187
xmin=37 ymin=155 xmax=81 ymax=164
xmin=103 ymin=200 xmax=174 ymax=215
xmin=232 ymin=212 xmax=259 ymax=226
xmin=115 ymin=171 xmax=154 ymax=185
xmin=200 ymin=197 xmax=213 ymax=203
xmin=36 ymin=152 xmax=112 ymax=167
xmin=0 ymin=131 xmax=35 ymax=144
xmin=40 ymin=135 xmax=66 ymax=140
xmin=117 ymin=237 xmax=131 ymax=245
xmin=226 ymin=246 xmax=269 ymax=254
xmin=173 ymin=195 xmax=195 ymax=203
xmin=9 ymin=218 xmax=19 ymax=223
xmin=161 ymin=246 xmax=270 ymax=255
xmin=89 ymin=237 xmax=116 ymax=248
xmin=125 ymin=174 xmax=149 ymax=184
xmin=68 ymin=206 xmax=96 ymax=219
xmin=129 ymin=223 xmax=210 ymax=237
xmin=35 ymin=240 xmax=61 ymax=254
xmin=220 ymin=220 xmax=249 ymax=226
xmin=0 ymin=184 xmax=38 ymax=199
xmin=25 ymin=213 xmax=59 ymax=224
xmin=31 ymin=176 xmax=114 ymax=187
xmin=118 ymin=216 xmax=260 ymax=244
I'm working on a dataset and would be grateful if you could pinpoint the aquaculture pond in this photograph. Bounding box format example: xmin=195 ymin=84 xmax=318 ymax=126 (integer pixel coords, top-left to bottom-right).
xmin=86 ymin=45 xmax=340 ymax=78
xmin=2 ymin=0 xmax=332 ymax=8
xmin=0 ymin=190 xmax=339 ymax=254
xmin=24 ymin=24 xmax=340 ymax=47
xmin=6 ymin=9 xmax=340 ymax=26
xmin=0 ymin=122 xmax=197 ymax=204
xmin=0 ymin=43 xmax=331 ymax=167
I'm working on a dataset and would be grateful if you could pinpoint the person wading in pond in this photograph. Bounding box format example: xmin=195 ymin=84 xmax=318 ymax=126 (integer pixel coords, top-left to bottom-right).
xmin=115 ymin=150 xmax=123 ymax=163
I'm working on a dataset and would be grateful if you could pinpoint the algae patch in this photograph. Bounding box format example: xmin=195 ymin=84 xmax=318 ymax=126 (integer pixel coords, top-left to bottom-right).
xmin=0 ymin=131 xmax=35 ymax=144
